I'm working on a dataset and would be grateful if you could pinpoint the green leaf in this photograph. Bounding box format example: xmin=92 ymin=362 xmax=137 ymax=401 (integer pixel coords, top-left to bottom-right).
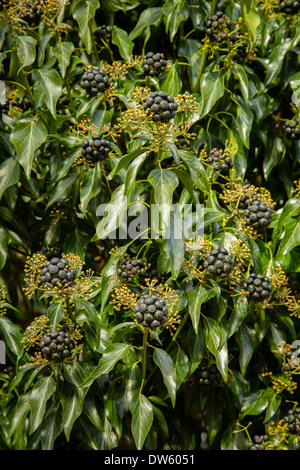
xmin=236 ymin=323 xmax=260 ymax=375
xmin=0 ymin=315 xmax=23 ymax=358
xmin=263 ymin=136 xmax=285 ymax=180
xmin=63 ymin=229 xmax=90 ymax=260
xmin=124 ymin=151 xmax=148 ymax=202
xmin=61 ymin=381 xmax=86 ymax=441
xmin=232 ymin=64 xmax=249 ymax=104
xmin=81 ymin=343 xmax=131 ymax=388
xmin=199 ymin=71 xmax=225 ymax=119
xmin=163 ymin=211 xmax=185 ymax=279
xmin=129 ymin=7 xmax=163 ymax=40
xmin=0 ymin=227 xmax=7 ymax=270
xmin=80 ymin=163 xmax=102 ymax=217
xmin=188 ymin=285 xmax=208 ymax=333
xmin=0 ymin=157 xmax=20 ymax=199
xmin=15 ymin=35 xmax=37 ymax=69
xmin=179 ymin=150 xmax=209 ymax=193
xmin=163 ymin=0 xmax=189 ymax=42
xmin=71 ymin=0 xmax=100 ymax=53
xmin=112 ymin=26 xmax=134 ymax=62
xmin=46 ymin=302 xmax=65 ymax=329
xmin=275 ymin=218 xmax=300 ymax=259
xmin=148 ymin=168 xmax=179 ymax=229
xmin=53 ymin=41 xmax=75 ymax=78
xmin=265 ymin=38 xmax=293 ymax=85
xmin=10 ymin=119 xmax=47 ymax=179
xmin=46 ymin=172 xmax=78 ymax=208
xmin=161 ymin=62 xmax=182 ymax=96
xmin=240 ymin=0 xmax=260 ymax=42
xmin=153 ymin=348 xmax=177 ymax=407
xmin=130 ymin=393 xmax=153 ymax=450
xmin=94 ymin=184 xmax=128 ymax=241
xmin=240 ymin=389 xmax=270 ymax=419
xmin=29 ymin=376 xmax=56 ymax=434
xmin=33 ymin=68 xmax=63 ymax=117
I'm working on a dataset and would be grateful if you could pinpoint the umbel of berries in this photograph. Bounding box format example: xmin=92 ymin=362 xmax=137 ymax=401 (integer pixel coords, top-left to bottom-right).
xmin=21 ymin=1 xmax=42 ymax=25
xmin=243 ymin=200 xmax=272 ymax=230
xmin=243 ymin=273 xmax=272 ymax=302
xmin=194 ymin=364 xmax=222 ymax=388
xmin=283 ymin=407 xmax=300 ymax=434
xmin=247 ymin=435 xmax=269 ymax=450
xmin=117 ymin=258 xmax=146 ymax=283
xmin=81 ymin=135 xmax=111 ymax=163
xmin=80 ymin=66 xmax=111 ymax=97
xmin=283 ymin=119 xmax=300 ymax=141
xmin=206 ymin=148 xmax=233 ymax=173
xmin=141 ymin=52 xmax=167 ymax=77
xmin=203 ymin=11 xmax=233 ymax=41
xmin=134 ymin=294 xmax=168 ymax=330
xmin=39 ymin=325 xmax=75 ymax=363
xmin=279 ymin=0 xmax=300 ymax=14
xmin=203 ymin=246 xmax=234 ymax=278
xmin=143 ymin=91 xmax=178 ymax=123
xmin=39 ymin=257 xmax=76 ymax=288
xmin=94 ymin=25 xmax=112 ymax=41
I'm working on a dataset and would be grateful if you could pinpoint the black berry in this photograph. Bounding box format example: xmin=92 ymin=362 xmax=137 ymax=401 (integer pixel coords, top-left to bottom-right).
xmin=193 ymin=364 xmax=222 ymax=387
xmin=117 ymin=258 xmax=146 ymax=284
xmin=143 ymin=91 xmax=178 ymax=123
xmin=39 ymin=326 xmax=75 ymax=363
xmin=80 ymin=66 xmax=111 ymax=97
xmin=243 ymin=273 xmax=272 ymax=302
xmin=283 ymin=407 xmax=300 ymax=434
xmin=243 ymin=200 xmax=272 ymax=230
xmin=39 ymin=257 xmax=76 ymax=288
xmin=247 ymin=435 xmax=269 ymax=450
xmin=81 ymin=135 xmax=111 ymax=163
xmin=20 ymin=1 xmax=42 ymax=25
xmin=206 ymin=147 xmax=234 ymax=173
xmin=94 ymin=25 xmax=112 ymax=41
xmin=279 ymin=0 xmax=300 ymax=14
xmin=282 ymin=119 xmax=300 ymax=140
xmin=203 ymin=246 xmax=234 ymax=278
xmin=134 ymin=294 xmax=168 ymax=330
xmin=141 ymin=52 xmax=167 ymax=77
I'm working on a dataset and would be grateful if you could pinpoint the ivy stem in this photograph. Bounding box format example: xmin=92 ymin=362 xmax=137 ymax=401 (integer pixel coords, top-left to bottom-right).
xmin=65 ymin=295 xmax=76 ymax=323
xmin=140 ymin=330 xmax=148 ymax=393
xmin=194 ymin=0 xmax=218 ymax=92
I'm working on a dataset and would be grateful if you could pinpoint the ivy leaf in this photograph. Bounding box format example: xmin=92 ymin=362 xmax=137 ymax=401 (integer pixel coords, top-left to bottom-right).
xmin=0 ymin=157 xmax=20 ymax=199
xmin=81 ymin=343 xmax=131 ymax=388
xmin=80 ymin=163 xmax=102 ymax=217
xmin=188 ymin=285 xmax=209 ymax=333
xmin=198 ymin=71 xmax=225 ymax=119
xmin=161 ymin=62 xmax=183 ymax=96
xmin=15 ymin=35 xmax=37 ymax=69
xmin=10 ymin=119 xmax=47 ymax=179
xmin=130 ymin=393 xmax=153 ymax=450
xmin=63 ymin=229 xmax=90 ymax=260
xmin=94 ymin=184 xmax=128 ymax=241
xmin=263 ymin=136 xmax=285 ymax=180
xmin=240 ymin=0 xmax=260 ymax=42
xmin=148 ymin=168 xmax=179 ymax=230
xmin=32 ymin=68 xmax=63 ymax=117
xmin=71 ymin=0 xmax=100 ymax=53
xmin=53 ymin=41 xmax=75 ymax=78
xmin=179 ymin=150 xmax=209 ymax=193
xmin=129 ymin=7 xmax=163 ymax=40
xmin=46 ymin=172 xmax=78 ymax=208
xmin=112 ymin=26 xmax=134 ymax=62
xmin=153 ymin=348 xmax=177 ymax=407
xmin=29 ymin=376 xmax=56 ymax=434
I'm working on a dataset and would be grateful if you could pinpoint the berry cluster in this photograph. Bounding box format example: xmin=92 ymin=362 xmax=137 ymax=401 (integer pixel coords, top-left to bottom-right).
xmin=203 ymin=246 xmax=234 ymax=278
xmin=206 ymin=147 xmax=234 ymax=173
xmin=80 ymin=66 xmax=111 ymax=97
xmin=143 ymin=91 xmax=178 ymax=123
xmin=94 ymin=25 xmax=112 ymax=41
xmin=148 ymin=269 xmax=169 ymax=285
xmin=81 ymin=135 xmax=111 ymax=163
xmin=243 ymin=200 xmax=273 ymax=230
xmin=243 ymin=274 xmax=272 ymax=302
xmin=247 ymin=435 xmax=269 ymax=450
xmin=282 ymin=119 xmax=300 ymax=140
xmin=1 ymin=96 xmax=33 ymax=114
xmin=21 ymin=1 xmax=42 ymax=25
xmin=117 ymin=258 xmax=146 ymax=283
xmin=283 ymin=407 xmax=300 ymax=434
xmin=41 ymin=246 xmax=63 ymax=261
xmin=141 ymin=52 xmax=167 ymax=77
xmin=279 ymin=0 xmax=300 ymax=14
xmin=39 ymin=257 xmax=76 ymax=288
xmin=133 ymin=294 xmax=168 ymax=330
xmin=203 ymin=11 xmax=233 ymax=40
xmin=194 ymin=364 xmax=222 ymax=387
xmin=39 ymin=325 xmax=75 ymax=363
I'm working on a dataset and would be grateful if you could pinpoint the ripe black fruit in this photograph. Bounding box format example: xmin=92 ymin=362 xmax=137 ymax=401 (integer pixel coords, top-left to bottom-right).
xmin=39 ymin=257 xmax=76 ymax=288
xmin=283 ymin=407 xmax=300 ymax=434
xmin=193 ymin=364 xmax=222 ymax=387
xmin=21 ymin=1 xmax=42 ymax=25
xmin=80 ymin=67 xmax=111 ymax=97
xmin=117 ymin=258 xmax=146 ymax=284
xmin=243 ymin=274 xmax=272 ymax=302
xmin=247 ymin=435 xmax=269 ymax=450
xmin=206 ymin=148 xmax=233 ymax=173
xmin=134 ymin=294 xmax=168 ymax=330
xmin=143 ymin=91 xmax=178 ymax=123
xmin=81 ymin=135 xmax=111 ymax=163
xmin=141 ymin=52 xmax=167 ymax=77
xmin=39 ymin=326 xmax=75 ymax=362
xmin=279 ymin=0 xmax=300 ymax=14
xmin=243 ymin=200 xmax=272 ymax=230
xmin=283 ymin=120 xmax=300 ymax=140
xmin=94 ymin=25 xmax=112 ymax=40
xmin=203 ymin=246 xmax=234 ymax=278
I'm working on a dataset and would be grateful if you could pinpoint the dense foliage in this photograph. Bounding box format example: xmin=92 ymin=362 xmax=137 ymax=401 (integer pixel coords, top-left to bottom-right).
xmin=0 ymin=0 xmax=299 ymax=451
